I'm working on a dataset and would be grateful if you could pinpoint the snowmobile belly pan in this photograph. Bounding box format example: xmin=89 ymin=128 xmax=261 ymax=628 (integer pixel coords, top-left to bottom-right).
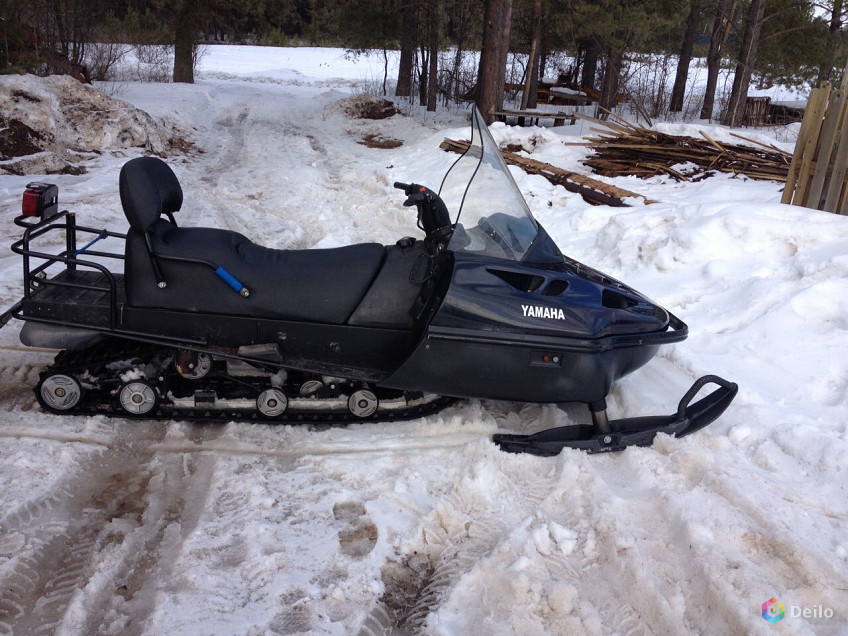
xmin=382 ymin=325 xmax=669 ymax=404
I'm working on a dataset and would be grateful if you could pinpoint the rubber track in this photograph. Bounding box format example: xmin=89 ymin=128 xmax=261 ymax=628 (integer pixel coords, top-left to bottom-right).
xmin=36 ymin=339 xmax=457 ymax=424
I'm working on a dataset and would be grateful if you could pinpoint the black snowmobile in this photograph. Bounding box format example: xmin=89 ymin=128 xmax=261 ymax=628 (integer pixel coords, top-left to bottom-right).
xmin=1 ymin=107 xmax=736 ymax=454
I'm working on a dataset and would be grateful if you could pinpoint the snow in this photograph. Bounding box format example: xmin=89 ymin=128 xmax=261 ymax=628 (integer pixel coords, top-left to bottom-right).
xmin=1 ymin=46 xmax=847 ymax=634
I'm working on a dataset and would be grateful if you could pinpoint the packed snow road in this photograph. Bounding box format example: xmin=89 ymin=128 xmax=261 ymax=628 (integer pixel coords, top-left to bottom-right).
xmin=1 ymin=46 xmax=847 ymax=634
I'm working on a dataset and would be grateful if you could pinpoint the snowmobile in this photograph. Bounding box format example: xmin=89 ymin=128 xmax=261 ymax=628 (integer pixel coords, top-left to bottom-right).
xmin=1 ymin=107 xmax=737 ymax=455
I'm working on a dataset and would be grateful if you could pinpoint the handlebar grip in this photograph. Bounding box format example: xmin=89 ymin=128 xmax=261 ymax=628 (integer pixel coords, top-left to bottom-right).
xmin=394 ymin=181 xmax=411 ymax=191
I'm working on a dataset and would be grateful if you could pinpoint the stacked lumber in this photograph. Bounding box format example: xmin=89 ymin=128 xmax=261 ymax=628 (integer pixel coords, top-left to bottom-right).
xmin=440 ymin=138 xmax=655 ymax=207
xmin=576 ymin=114 xmax=792 ymax=183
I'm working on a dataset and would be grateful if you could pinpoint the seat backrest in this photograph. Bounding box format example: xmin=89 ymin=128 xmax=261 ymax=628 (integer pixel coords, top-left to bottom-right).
xmin=119 ymin=157 xmax=183 ymax=233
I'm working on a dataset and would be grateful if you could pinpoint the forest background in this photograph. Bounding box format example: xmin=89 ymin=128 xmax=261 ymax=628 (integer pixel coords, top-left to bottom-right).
xmin=1 ymin=0 xmax=845 ymax=126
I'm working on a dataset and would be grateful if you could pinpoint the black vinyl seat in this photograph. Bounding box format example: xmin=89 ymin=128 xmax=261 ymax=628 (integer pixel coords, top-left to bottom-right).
xmin=120 ymin=157 xmax=385 ymax=323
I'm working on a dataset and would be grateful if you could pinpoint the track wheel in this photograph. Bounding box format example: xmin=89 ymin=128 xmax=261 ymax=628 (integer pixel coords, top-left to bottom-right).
xmin=37 ymin=373 xmax=83 ymax=413
xmin=118 ymin=380 xmax=159 ymax=416
xmin=348 ymin=389 xmax=379 ymax=418
xmin=257 ymin=389 xmax=288 ymax=417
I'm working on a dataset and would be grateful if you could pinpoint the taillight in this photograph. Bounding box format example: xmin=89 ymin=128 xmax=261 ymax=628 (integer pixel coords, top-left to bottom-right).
xmin=22 ymin=182 xmax=59 ymax=218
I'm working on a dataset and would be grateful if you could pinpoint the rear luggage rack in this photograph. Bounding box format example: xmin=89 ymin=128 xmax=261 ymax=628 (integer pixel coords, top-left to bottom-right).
xmin=12 ymin=209 xmax=127 ymax=330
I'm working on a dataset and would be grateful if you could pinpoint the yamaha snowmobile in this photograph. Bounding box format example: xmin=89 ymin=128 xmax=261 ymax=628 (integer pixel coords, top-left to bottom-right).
xmin=1 ymin=106 xmax=737 ymax=455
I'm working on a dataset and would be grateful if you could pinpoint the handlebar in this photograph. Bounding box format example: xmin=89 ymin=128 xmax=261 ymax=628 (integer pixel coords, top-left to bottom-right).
xmin=393 ymin=181 xmax=452 ymax=249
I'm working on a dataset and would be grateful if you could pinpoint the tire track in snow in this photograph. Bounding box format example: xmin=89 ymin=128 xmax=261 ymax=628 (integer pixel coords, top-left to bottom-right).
xmin=69 ymin=451 xmax=218 ymax=636
xmin=0 ymin=439 xmax=156 ymax=634
xmin=190 ymin=97 xmax=329 ymax=249
xmin=363 ymin=454 xmax=559 ymax=633
xmin=181 ymin=88 xmax=404 ymax=253
xmin=0 ymin=422 xmax=220 ymax=635
xmin=0 ymin=411 xmax=491 ymax=634
xmin=0 ymin=425 xmax=486 ymax=459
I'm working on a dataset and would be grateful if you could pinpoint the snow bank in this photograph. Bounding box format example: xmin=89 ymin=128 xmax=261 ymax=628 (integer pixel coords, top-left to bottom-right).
xmin=0 ymin=75 xmax=177 ymax=175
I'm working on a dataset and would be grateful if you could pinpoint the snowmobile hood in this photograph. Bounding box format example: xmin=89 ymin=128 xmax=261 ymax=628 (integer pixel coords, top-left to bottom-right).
xmin=430 ymin=251 xmax=679 ymax=342
xmin=439 ymin=107 xmax=564 ymax=264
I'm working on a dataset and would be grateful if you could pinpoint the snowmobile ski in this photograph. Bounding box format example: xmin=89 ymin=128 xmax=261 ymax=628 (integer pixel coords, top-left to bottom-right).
xmin=493 ymin=375 xmax=739 ymax=455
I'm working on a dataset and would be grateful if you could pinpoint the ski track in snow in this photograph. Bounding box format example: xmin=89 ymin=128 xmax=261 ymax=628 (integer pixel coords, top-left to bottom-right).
xmin=1 ymin=46 xmax=848 ymax=634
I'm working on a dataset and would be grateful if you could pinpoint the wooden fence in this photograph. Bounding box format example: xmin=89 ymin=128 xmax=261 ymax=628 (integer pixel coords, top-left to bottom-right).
xmin=782 ymin=81 xmax=848 ymax=214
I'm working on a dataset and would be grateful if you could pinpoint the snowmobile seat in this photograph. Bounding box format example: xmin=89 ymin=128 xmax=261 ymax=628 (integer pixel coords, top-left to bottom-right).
xmin=120 ymin=157 xmax=385 ymax=324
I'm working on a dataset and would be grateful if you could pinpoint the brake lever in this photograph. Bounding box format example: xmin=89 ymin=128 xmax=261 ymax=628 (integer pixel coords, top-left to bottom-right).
xmin=403 ymin=191 xmax=428 ymax=207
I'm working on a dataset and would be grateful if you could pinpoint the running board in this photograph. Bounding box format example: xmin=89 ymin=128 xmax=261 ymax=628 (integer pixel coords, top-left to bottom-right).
xmin=493 ymin=375 xmax=738 ymax=455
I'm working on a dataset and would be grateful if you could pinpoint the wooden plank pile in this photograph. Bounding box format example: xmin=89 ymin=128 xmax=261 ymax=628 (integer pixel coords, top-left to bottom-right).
xmin=440 ymin=138 xmax=656 ymax=207
xmin=575 ymin=114 xmax=792 ymax=183
xmin=782 ymin=81 xmax=848 ymax=214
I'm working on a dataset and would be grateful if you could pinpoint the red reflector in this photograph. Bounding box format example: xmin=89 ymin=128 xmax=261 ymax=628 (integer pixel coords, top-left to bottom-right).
xmin=22 ymin=189 xmax=39 ymax=216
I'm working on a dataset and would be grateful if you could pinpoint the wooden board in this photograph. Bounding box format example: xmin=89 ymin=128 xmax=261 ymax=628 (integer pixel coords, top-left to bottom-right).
xmin=440 ymin=138 xmax=656 ymax=207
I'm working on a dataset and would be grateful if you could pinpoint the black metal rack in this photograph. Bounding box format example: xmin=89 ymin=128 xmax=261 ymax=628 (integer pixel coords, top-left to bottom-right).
xmin=10 ymin=211 xmax=127 ymax=330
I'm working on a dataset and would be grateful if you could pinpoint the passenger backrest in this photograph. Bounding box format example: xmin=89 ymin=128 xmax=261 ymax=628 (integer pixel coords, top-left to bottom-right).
xmin=119 ymin=157 xmax=183 ymax=233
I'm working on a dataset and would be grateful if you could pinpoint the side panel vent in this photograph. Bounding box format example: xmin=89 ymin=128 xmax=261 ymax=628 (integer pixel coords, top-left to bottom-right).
xmin=602 ymin=289 xmax=638 ymax=310
xmin=541 ymin=279 xmax=569 ymax=296
xmin=487 ymin=269 xmax=545 ymax=292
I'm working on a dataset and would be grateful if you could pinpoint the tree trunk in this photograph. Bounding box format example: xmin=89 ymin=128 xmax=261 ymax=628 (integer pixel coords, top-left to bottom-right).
xmin=538 ymin=6 xmax=549 ymax=79
xmin=173 ymin=0 xmax=202 ymax=83
xmin=521 ymin=0 xmax=542 ymax=110
xmin=669 ymin=0 xmax=702 ymax=113
xmin=426 ymin=0 xmax=439 ymax=111
xmin=599 ymin=45 xmax=623 ymax=114
xmin=419 ymin=43 xmax=429 ymax=105
xmin=817 ymin=0 xmax=845 ymax=84
xmin=396 ymin=0 xmax=419 ymax=97
xmin=701 ymin=0 xmax=737 ymax=120
xmin=383 ymin=48 xmax=389 ymax=95
xmin=476 ymin=0 xmax=513 ymax=123
xmin=723 ymin=0 xmax=767 ymax=127
xmin=581 ymin=39 xmax=600 ymax=91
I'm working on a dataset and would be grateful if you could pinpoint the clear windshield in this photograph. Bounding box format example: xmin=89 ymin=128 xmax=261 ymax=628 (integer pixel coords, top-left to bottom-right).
xmin=439 ymin=107 xmax=540 ymax=261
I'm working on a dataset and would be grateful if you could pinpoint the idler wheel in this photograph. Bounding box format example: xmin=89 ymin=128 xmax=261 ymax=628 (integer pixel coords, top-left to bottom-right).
xmin=348 ymin=389 xmax=379 ymax=418
xmin=257 ymin=389 xmax=288 ymax=417
xmin=37 ymin=373 xmax=83 ymax=413
xmin=299 ymin=380 xmax=324 ymax=397
xmin=118 ymin=380 xmax=159 ymax=416
xmin=174 ymin=350 xmax=213 ymax=379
